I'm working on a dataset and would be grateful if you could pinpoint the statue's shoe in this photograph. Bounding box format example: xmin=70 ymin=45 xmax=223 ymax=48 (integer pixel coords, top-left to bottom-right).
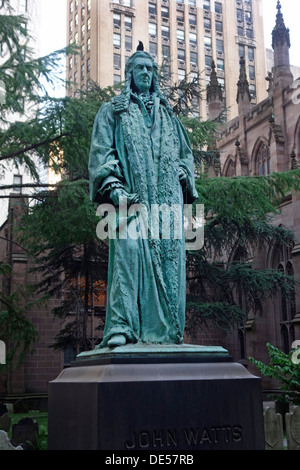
xmin=107 ymin=334 xmax=127 ymax=348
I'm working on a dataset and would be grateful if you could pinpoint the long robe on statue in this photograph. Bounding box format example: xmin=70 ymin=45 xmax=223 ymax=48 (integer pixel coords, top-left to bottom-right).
xmin=89 ymin=88 xmax=198 ymax=347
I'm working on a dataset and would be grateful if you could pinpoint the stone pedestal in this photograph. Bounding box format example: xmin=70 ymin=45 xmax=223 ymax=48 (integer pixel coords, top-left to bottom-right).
xmin=48 ymin=345 xmax=265 ymax=450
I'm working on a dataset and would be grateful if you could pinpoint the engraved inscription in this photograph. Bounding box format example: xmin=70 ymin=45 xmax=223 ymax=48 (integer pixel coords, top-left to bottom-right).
xmin=125 ymin=425 xmax=243 ymax=449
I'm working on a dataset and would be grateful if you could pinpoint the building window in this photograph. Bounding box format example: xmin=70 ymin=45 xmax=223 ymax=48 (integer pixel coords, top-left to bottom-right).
xmin=149 ymin=42 xmax=157 ymax=57
xmin=125 ymin=15 xmax=132 ymax=30
xmin=205 ymin=55 xmax=212 ymax=67
xmin=203 ymin=0 xmax=210 ymax=11
xmin=161 ymin=25 xmax=170 ymax=39
xmin=125 ymin=35 xmax=132 ymax=51
xmin=87 ymin=17 xmax=91 ymax=31
xmin=188 ymin=0 xmax=196 ymax=5
xmin=148 ymin=41 xmax=157 ymax=58
xmin=161 ymin=6 xmax=169 ymax=18
xmin=114 ymin=74 xmax=121 ymax=85
xmin=248 ymin=47 xmax=254 ymax=61
xmin=249 ymin=65 xmax=255 ymax=80
xmin=246 ymin=29 xmax=253 ymax=39
xmin=245 ymin=11 xmax=252 ymax=23
xmin=114 ymin=53 xmax=121 ymax=69
xmin=217 ymin=58 xmax=224 ymax=70
xmin=87 ymin=37 xmax=91 ymax=51
xmin=204 ymin=17 xmax=211 ymax=29
xmin=113 ymin=13 xmax=121 ymax=28
xmin=236 ymin=8 xmax=243 ymax=22
xmin=239 ymin=44 xmax=245 ymax=57
xmin=215 ymin=20 xmax=223 ymax=33
xmin=237 ymin=26 xmax=243 ymax=36
xmin=204 ymin=36 xmax=212 ymax=48
xmin=215 ymin=2 xmax=222 ymax=14
xmin=271 ymin=246 xmax=296 ymax=354
xmin=177 ymin=10 xmax=184 ymax=23
xmin=178 ymin=69 xmax=185 ymax=81
xmin=149 ymin=22 xmax=157 ymax=36
xmin=75 ymin=13 xmax=78 ymax=26
xmin=189 ymin=32 xmax=197 ymax=45
xmin=123 ymin=0 xmax=132 ymax=6
xmin=256 ymin=143 xmax=270 ymax=175
xmin=249 ymin=84 xmax=256 ymax=101
xmin=189 ymin=13 xmax=196 ymax=26
xmin=70 ymin=1 xmax=73 ymax=13
xmin=162 ymin=45 xmax=170 ymax=58
xmin=13 ymin=175 xmax=22 ymax=193
xmin=149 ymin=2 xmax=156 ymax=15
xmin=87 ymin=57 xmax=91 ymax=73
xmin=113 ymin=33 xmax=121 ymax=47
xmin=216 ymin=39 xmax=223 ymax=53
xmin=190 ymin=51 xmax=197 ymax=65
xmin=177 ymin=29 xmax=185 ymax=42
xmin=178 ymin=48 xmax=185 ymax=61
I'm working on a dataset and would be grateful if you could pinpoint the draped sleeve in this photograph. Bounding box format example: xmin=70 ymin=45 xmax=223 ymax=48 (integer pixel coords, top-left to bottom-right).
xmin=175 ymin=117 xmax=199 ymax=205
xmin=88 ymin=102 xmax=124 ymax=204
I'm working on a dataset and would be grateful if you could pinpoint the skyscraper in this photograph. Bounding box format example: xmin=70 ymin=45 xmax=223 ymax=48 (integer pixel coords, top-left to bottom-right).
xmin=67 ymin=0 xmax=267 ymax=121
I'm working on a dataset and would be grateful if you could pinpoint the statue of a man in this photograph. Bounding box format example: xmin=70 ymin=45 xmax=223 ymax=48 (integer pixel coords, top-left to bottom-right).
xmin=89 ymin=48 xmax=198 ymax=348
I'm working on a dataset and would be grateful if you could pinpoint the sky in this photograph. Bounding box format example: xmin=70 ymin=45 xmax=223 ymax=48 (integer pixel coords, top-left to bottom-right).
xmin=39 ymin=0 xmax=300 ymax=76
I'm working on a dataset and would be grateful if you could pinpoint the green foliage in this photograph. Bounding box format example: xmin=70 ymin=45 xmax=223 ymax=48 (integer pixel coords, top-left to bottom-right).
xmin=0 ymin=282 xmax=39 ymax=370
xmin=249 ymin=343 xmax=300 ymax=405
xmin=185 ymin=169 xmax=299 ymax=333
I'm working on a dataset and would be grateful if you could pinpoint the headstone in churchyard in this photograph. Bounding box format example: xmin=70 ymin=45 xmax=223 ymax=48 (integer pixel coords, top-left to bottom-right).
xmin=11 ymin=417 xmax=39 ymax=449
xmin=0 ymin=404 xmax=7 ymax=417
xmin=286 ymin=406 xmax=300 ymax=450
xmin=264 ymin=407 xmax=284 ymax=450
xmin=0 ymin=431 xmax=23 ymax=450
xmin=0 ymin=413 xmax=11 ymax=433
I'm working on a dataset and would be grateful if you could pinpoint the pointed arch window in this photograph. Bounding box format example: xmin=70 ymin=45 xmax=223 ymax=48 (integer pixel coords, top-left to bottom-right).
xmin=223 ymin=156 xmax=236 ymax=177
xmin=272 ymin=245 xmax=296 ymax=354
xmin=256 ymin=143 xmax=270 ymax=176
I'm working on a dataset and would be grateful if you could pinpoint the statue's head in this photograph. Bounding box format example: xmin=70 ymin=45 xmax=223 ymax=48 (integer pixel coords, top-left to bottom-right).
xmin=125 ymin=50 xmax=158 ymax=94
xmin=113 ymin=45 xmax=171 ymax=114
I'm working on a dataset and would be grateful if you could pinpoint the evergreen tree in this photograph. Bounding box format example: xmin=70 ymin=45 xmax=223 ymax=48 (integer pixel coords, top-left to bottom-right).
xmin=0 ymin=3 xmax=76 ymax=372
xmin=0 ymin=13 xmax=299 ymax=356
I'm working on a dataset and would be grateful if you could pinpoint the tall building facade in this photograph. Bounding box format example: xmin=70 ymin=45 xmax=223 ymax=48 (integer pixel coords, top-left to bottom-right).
xmin=67 ymin=0 xmax=267 ymax=121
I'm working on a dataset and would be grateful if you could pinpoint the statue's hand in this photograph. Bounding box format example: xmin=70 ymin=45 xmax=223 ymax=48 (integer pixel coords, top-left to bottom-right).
xmin=179 ymin=167 xmax=187 ymax=186
xmin=110 ymin=188 xmax=139 ymax=207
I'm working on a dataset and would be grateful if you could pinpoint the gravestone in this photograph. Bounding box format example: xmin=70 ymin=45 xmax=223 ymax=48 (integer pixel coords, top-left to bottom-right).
xmin=0 ymin=413 xmax=11 ymax=433
xmin=0 ymin=404 xmax=7 ymax=417
xmin=11 ymin=417 xmax=39 ymax=449
xmin=264 ymin=407 xmax=284 ymax=450
xmin=0 ymin=431 xmax=22 ymax=451
xmin=286 ymin=406 xmax=300 ymax=450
